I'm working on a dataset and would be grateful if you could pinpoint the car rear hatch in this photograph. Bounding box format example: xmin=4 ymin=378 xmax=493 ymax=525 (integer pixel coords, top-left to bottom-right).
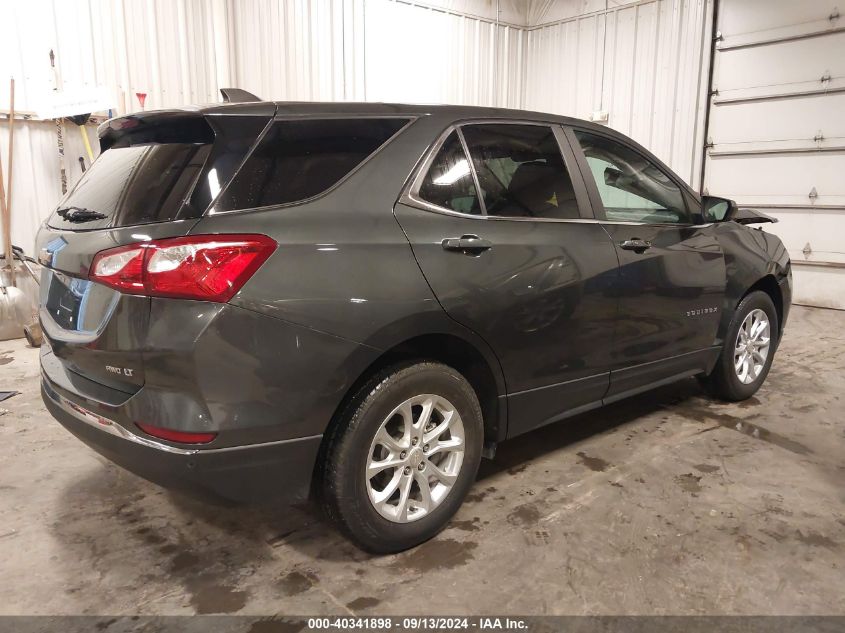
xmin=37 ymin=105 xmax=274 ymax=397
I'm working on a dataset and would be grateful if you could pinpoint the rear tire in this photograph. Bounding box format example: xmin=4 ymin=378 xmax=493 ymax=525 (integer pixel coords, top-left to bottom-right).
xmin=699 ymin=290 xmax=778 ymax=401
xmin=320 ymin=361 xmax=483 ymax=554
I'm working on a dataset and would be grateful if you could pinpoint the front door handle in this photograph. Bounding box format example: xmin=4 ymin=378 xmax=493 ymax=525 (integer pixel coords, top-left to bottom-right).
xmin=442 ymin=234 xmax=493 ymax=254
xmin=619 ymin=238 xmax=652 ymax=253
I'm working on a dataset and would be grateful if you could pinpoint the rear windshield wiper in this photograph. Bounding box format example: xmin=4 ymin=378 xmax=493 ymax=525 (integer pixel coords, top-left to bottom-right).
xmin=57 ymin=206 xmax=108 ymax=223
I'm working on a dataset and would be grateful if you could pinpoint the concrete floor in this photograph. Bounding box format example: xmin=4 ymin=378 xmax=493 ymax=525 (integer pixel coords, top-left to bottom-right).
xmin=0 ymin=305 xmax=842 ymax=616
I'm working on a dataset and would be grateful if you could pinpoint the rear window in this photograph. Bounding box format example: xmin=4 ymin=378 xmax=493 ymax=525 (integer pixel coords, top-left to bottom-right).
xmin=214 ymin=118 xmax=410 ymax=211
xmin=49 ymin=143 xmax=212 ymax=229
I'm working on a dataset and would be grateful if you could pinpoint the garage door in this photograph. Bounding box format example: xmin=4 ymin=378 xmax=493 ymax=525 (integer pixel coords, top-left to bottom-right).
xmin=703 ymin=0 xmax=845 ymax=309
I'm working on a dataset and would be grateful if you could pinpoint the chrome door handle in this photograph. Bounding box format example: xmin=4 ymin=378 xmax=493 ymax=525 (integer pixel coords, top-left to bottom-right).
xmin=442 ymin=235 xmax=493 ymax=254
xmin=619 ymin=238 xmax=652 ymax=253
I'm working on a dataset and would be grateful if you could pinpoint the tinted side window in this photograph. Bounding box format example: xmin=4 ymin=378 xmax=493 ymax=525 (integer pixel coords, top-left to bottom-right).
xmin=217 ymin=118 xmax=409 ymax=210
xmin=574 ymin=131 xmax=689 ymax=224
xmin=461 ymin=124 xmax=580 ymax=219
xmin=417 ymin=131 xmax=482 ymax=215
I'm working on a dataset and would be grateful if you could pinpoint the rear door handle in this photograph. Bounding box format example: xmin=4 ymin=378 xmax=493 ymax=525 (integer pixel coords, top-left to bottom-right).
xmin=619 ymin=238 xmax=652 ymax=253
xmin=442 ymin=235 xmax=493 ymax=254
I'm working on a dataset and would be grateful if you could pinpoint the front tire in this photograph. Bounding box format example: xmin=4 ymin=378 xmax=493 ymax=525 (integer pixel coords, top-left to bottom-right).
xmin=699 ymin=290 xmax=778 ymax=401
xmin=320 ymin=361 xmax=483 ymax=553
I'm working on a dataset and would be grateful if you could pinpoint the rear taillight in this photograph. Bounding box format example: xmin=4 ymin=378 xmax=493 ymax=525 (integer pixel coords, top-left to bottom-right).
xmin=89 ymin=234 xmax=276 ymax=302
xmin=136 ymin=422 xmax=217 ymax=445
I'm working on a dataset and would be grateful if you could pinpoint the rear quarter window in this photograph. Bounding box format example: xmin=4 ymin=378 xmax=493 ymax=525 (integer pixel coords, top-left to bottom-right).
xmin=214 ymin=118 xmax=411 ymax=211
xmin=417 ymin=131 xmax=482 ymax=215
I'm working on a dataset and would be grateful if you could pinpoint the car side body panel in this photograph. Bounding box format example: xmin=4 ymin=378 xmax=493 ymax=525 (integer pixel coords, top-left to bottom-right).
xmin=394 ymin=201 xmax=620 ymax=438
xmin=711 ymin=221 xmax=792 ymax=345
xmin=35 ymin=101 xmax=791 ymax=504
xmin=392 ymin=119 xmax=622 ymax=438
xmin=191 ymin=114 xmax=510 ymax=440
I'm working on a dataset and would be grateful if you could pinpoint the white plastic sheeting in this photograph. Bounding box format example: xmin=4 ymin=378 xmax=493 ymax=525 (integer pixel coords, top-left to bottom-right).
xmin=2 ymin=0 xmax=712 ymax=256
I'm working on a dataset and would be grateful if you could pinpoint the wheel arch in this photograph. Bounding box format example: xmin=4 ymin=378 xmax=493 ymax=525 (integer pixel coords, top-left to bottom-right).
xmin=742 ymin=274 xmax=783 ymax=337
xmin=718 ymin=270 xmax=785 ymax=348
xmin=313 ymin=332 xmax=507 ymax=492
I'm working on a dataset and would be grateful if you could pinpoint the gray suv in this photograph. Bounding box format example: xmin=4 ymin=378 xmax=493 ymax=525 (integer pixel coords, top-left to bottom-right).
xmin=38 ymin=102 xmax=791 ymax=553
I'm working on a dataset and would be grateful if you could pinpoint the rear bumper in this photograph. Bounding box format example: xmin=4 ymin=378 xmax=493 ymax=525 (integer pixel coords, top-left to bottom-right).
xmin=42 ymin=375 xmax=322 ymax=504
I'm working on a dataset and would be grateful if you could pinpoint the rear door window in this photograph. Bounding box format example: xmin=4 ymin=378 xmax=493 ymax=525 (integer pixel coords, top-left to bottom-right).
xmin=417 ymin=131 xmax=482 ymax=215
xmin=461 ymin=124 xmax=580 ymax=219
xmin=215 ymin=118 xmax=410 ymax=211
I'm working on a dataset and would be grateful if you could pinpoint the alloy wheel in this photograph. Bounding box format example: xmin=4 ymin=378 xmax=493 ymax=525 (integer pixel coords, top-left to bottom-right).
xmin=365 ymin=394 xmax=465 ymax=523
xmin=734 ymin=308 xmax=771 ymax=384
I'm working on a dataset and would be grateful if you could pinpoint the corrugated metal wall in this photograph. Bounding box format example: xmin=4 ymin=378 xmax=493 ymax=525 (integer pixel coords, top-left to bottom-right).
xmin=3 ymin=0 xmax=710 ymax=256
xmin=524 ymin=0 xmax=713 ymax=186
xmin=365 ymin=0 xmax=526 ymax=108
xmin=0 ymin=121 xmax=97 ymax=258
xmin=2 ymin=0 xmax=530 ymax=254
xmin=231 ymin=0 xmax=362 ymax=102
xmin=3 ymin=0 xmax=231 ymax=255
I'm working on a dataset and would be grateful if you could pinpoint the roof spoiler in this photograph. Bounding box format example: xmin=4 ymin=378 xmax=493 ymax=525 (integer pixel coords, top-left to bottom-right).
xmin=220 ymin=88 xmax=262 ymax=103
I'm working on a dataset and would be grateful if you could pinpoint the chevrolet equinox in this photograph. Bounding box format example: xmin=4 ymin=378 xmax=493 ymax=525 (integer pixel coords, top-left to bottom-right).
xmin=38 ymin=101 xmax=792 ymax=553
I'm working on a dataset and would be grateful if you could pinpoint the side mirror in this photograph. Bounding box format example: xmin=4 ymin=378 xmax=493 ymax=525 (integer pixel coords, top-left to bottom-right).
xmin=701 ymin=195 xmax=737 ymax=222
xmin=702 ymin=195 xmax=778 ymax=225
xmin=604 ymin=166 xmax=623 ymax=187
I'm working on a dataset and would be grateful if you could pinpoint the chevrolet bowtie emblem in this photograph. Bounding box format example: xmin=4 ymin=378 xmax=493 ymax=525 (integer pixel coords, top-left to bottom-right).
xmin=40 ymin=236 xmax=69 ymax=267
xmin=38 ymin=248 xmax=53 ymax=266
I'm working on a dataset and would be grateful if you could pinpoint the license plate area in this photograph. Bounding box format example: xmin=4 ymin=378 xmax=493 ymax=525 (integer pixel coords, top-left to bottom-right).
xmin=42 ymin=270 xmax=119 ymax=334
xmin=44 ymin=271 xmax=89 ymax=331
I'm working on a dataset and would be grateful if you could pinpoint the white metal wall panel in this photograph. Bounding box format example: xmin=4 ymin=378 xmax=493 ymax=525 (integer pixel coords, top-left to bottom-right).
xmin=230 ymin=0 xmax=359 ymax=102
xmin=0 ymin=122 xmax=97 ymax=258
xmin=4 ymin=0 xmax=705 ymax=255
xmin=534 ymin=0 xmax=645 ymax=26
xmin=365 ymin=0 xmax=525 ymax=107
xmin=523 ymin=0 xmax=712 ymax=187
xmin=704 ymin=0 xmax=845 ymax=308
xmin=524 ymin=14 xmax=604 ymax=123
xmin=3 ymin=0 xmax=527 ymax=254
xmin=400 ymin=0 xmax=530 ymax=25
xmin=41 ymin=0 xmax=221 ymax=113
xmin=3 ymin=0 xmax=224 ymax=254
